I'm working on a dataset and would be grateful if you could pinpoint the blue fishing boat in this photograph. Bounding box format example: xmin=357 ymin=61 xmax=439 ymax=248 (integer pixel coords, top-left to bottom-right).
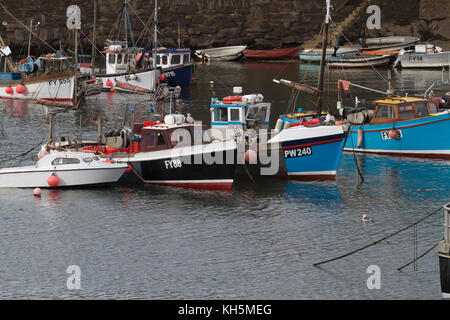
xmin=343 ymin=96 xmax=450 ymax=159
xmin=153 ymin=48 xmax=194 ymax=89
xmin=268 ymin=0 xmax=347 ymax=180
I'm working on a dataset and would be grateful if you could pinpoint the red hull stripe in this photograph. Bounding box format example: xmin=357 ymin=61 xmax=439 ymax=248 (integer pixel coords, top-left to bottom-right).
xmin=344 ymin=149 xmax=450 ymax=160
xmin=349 ymin=116 xmax=450 ymax=133
xmin=282 ymin=138 xmax=344 ymax=150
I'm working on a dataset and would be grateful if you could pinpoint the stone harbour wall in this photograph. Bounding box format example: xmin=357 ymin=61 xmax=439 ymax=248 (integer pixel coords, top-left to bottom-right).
xmin=0 ymin=0 xmax=449 ymax=55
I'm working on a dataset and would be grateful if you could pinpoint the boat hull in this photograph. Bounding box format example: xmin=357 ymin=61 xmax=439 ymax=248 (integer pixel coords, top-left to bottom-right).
xmin=244 ymin=47 xmax=301 ymax=60
xmin=440 ymin=251 xmax=450 ymax=299
xmin=327 ymin=55 xmax=392 ymax=68
xmin=195 ymin=46 xmax=247 ymax=61
xmin=96 ymin=68 xmax=160 ymax=93
xmin=120 ymin=140 xmax=237 ymax=190
xmin=397 ymin=52 xmax=450 ymax=68
xmin=0 ymin=167 xmax=127 ymax=188
xmin=0 ymin=74 xmax=75 ymax=101
xmin=162 ymin=63 xmax=193 ymax=89
xmin=344 ymin=111 xmax=450 ymax=159
xmin=269 ymin=125 xmax=346 ymax=180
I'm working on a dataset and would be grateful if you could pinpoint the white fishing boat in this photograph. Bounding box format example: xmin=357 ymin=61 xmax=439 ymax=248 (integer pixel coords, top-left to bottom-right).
xmin=0 ymin=152 xmax=128 ymax=188
xmin=194 ymin=45 xmax=247 ymax=61
xmin=394 ymin=44 xmax=450 ymax=68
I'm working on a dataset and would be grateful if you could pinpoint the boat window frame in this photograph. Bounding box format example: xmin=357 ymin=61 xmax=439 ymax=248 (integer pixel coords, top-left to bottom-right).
xmin=140 ymin=129 xmax=170 ymax=152
xmin=51 ymin=157 xmax=81 ymax=166
xmin=183 ymin=54 xmax=190 ymax=64
xmin=374 ymin=104 xmax=396 ymax=121
xmin=213 ymin=107 xmax=229 ymax=123
xmin=108 ymin=53 xmax=116 ymax=64
xmin=170 ymin=54 xmax=181 ymax=66
xmin=397 ymin=104 xmax=416 ymax=120
xmin=415 ymin=102 xmax=429 ymax=118
xmin=428 ymin=101 xmax=438 ymax=114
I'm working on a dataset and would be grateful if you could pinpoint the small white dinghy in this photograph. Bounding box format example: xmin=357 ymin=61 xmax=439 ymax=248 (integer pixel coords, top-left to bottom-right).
xmin=0 ymin=152 xmax=128 ymax=188
xmin=194 ymin=45 xmax=247 ymax=61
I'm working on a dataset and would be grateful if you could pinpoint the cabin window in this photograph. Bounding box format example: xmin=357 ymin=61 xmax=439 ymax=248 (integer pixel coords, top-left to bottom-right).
xmin=51 ymin=157 xmax=81 ymax=165
xmin=144 ymin=132 xmax=166 ymax=149
xmin=398 ymin=104 xmax=415 ymax=120
xmin=117 ymin=54 xmax=123 ymax=64
xmin=171 ymin=54 xmax=181 ymax=65
xmin=376 ymin=105 xmax=395 ymax=119
xmin=108 ymin=54 xmax=116 ymax=64
xmin=415 ymin=102 xmax=429 ymax=117
xmin=162 ymin=55 xmax=168 ymax=65
xmin=183 ymin=54 xmax=190 ymax=63
xmin=83 ymin=157 xmax=94 ymax=163
xmin=230 ymin=108 xmax=241 ymax=122
xmin=428 ymin=102 xmax=438 ymax=114
xmin=213 ymin=108 xmax=228 ymax=122
xmin=123 ymin=54 xmax=129 ymax=64
xmin=156 ymin=55 xmax=161 ymax=65
xmin=170 ymin=128 xmax=192 ymax=147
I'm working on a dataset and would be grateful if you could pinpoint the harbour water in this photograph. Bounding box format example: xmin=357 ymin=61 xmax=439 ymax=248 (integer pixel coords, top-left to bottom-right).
xmin=0 ymin=60 xmax=449 ymax=299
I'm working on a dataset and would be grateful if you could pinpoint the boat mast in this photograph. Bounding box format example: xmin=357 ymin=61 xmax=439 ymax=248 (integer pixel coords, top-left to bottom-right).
xmin=27 ymin=19 xmax=33 ymax=57
xmin=153 ymin=0 xmax=158 ymax=92
xmin=124 ymin=1 xmax=128 ymax=46
xmin=91 ymin=0 xmax=97 ymax=69
xmin=317 ymin=0 xmax=331 ymax=118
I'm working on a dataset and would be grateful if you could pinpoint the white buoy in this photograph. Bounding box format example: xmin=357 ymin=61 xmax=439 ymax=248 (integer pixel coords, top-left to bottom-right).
xmin=362 ymin=214 xmax=374 ymax=223
xmin=33 ymin=188 xmax=42 ymax=197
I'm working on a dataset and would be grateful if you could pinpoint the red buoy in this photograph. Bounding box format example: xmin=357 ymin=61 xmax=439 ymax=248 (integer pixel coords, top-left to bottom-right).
xmin=106 ymin=80 xmax=113 ymax=87
xmin=5 ymin=86 xmax=13 ymax=95
xmin=15 ymin=84 xmax=26 ymax=94
xmin=110 ymin=87 xmax=116 ymax=93
xmin=159 ymin=74 xmax=165 ymax=82
xmin=125 ymin=164 xmax=132 ymax=174
xmin=47 ymin=174 xmax=59 ymax=188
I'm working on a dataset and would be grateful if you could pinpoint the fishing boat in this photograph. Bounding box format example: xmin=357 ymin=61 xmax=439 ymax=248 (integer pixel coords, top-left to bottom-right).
xmin=114 ymin=116 xmax=237 ymax=190
xmin=151 ymin=47 xmax=194 ymax=89
xmin=439 ymin=202 xmax=450 ymax=299
xmin=268 ymin=0 xmax=346 ymax=180
xmin=326 ymin=54 xmax=394 ymax=68
xmin=0 ymin=152 xmax=128 ymax=188
xmin=359 ymin=36 xmax=420 ymax=55
xmin=299 ymin=45 xmax=360 ymax=63
xmin=244 ymin=46 xmax=302 ymax=60
xmin=95 ymin=1 xmax=161 ymax=93
xmin=194 ymin=45 xmax=247 ymax=62
xmin=0 ymin=50 xmax=76 ymax=102
xmin=394 ymin=44 xmax=450 ymax=68
xmin=342 ymin=95 xmax=450 ymax=159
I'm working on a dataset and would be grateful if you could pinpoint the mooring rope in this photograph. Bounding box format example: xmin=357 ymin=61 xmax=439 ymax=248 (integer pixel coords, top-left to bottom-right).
xmin=313 ymin=206 xmax=443 ymax=267
xmin=397 ymin=239 xmax=443 ymax=271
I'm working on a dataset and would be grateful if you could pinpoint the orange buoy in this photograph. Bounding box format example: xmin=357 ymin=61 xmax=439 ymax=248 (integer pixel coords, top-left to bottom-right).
xmin=106 ymin=79 xmax=113 ymax=87
xmin=389 ymin=129 xmax=399 ymax=139
xmin=110 ymin=87 xmax=116 ymax=93
xmin=47 ymin=174 xmax=59 ymax=188
xmin=15 ymin=84 xmax=26 ymax=94
xmin=5 ymin=86 xmax=13 ymax=94
xmin=159 ymin=74 xmax=165 ymax=82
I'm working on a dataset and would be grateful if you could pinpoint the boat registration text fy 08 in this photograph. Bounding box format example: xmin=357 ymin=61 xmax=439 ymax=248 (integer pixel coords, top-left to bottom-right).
xmin=48 ymin=78 xmax=72 ymax=86
xmin=284 ymin=147 xmax=313 ymax=158
xmin=165 ymin=159 xmax=183 ymax=169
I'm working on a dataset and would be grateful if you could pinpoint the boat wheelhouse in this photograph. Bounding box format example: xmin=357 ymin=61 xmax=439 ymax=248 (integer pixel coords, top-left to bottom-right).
xmin=344 ymin=96 xmax=450 ymax=159
xmin=210 ymin=90 xmax=271 ymax=140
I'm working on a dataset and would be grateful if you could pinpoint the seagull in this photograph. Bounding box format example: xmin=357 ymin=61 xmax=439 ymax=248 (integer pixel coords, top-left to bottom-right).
xmin=186 ymin=113 xmax=195 ymax=124
xmin=362 ymin=214 xmax=374 ymax=223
